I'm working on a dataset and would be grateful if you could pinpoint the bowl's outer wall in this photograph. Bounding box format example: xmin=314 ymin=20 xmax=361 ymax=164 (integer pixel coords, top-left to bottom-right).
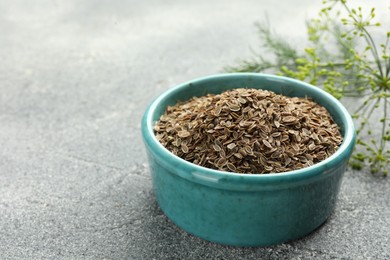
xmin=141 ymin=73 xmax=355 ymax=246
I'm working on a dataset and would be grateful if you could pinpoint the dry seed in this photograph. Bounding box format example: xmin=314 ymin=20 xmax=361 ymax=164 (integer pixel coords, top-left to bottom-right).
xmin=308 ymin=142 xmax=316 ymax=151
xmin=216 ymin=158 xmax=227 ymax=167
xmin=227 ymin=143 xmax=236 ymax=150
xmin=250 ymin=165 xmax=258 ymax=173
xmin=212 ymin=144 xmax=222 ymax=152
xmin=226 ymin=163 xmax=237 ymax=171
xmin=301 ymin=127 xmax=309 ymax=136
xmin=281 ymin=134 xmax=289 ymax=142
xmin=244 ymin=146 xmax=253 ymax=155
xmin=228 ymin=104 xmax=241 ymax=112
xmin=230 ymin=112 xmax=241 ymax=119
xmin=226 ymin=150 xmax=235 ymax=159
xmin=233 ymin=153 xmax=243 ymax=159
xmin=237 ymin=97 xmax=247 ymax=104
xmin=219 ymin=148 xmax=226 ymax=158
xmin=242 ymin=106 xmax=251 ymax=113
xmin=239 ymin=148 xmax=247 ymax=157
xmin=154 ymin=88 xmax=342 ymax=174
xmin=305 ymin=154 xmax=313 ymax=161
xmin=271 ymin=150 xmax=281 ymax=158
xmin=214 ymin=106 xmax=222 ymax=116
xmin=262 ymin=139 xmax=272 ymax=149
xmin=259 ymin=156 xmax=268 ymax=165
xmin=181 ymin=144 xmax=189 ymax=153
xmin=219 ymin=134 xmax=227 ymax=140
xmin=223 ymin=139 xmax=234 ymax=146
xmin=285 ymin=157 xmax=292 ymax=166
xmin=177 ymin=130 xmax=191 ymax=138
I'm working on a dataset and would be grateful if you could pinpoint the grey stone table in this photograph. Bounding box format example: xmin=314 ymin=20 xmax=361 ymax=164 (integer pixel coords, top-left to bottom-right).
xmin=0 ymin=0 xmax=389 ymax=259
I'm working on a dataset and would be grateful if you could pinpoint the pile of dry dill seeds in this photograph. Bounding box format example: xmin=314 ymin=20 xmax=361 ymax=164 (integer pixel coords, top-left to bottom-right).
xmin=154 ymin=88 xmax=342 ymax=174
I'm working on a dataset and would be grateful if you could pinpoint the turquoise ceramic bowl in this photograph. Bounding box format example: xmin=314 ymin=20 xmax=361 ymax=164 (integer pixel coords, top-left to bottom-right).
xmin=141 ymin=73 xmax=356 ymax=246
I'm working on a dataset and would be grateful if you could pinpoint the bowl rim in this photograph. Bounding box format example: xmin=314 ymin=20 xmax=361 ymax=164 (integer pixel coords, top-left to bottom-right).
xmin=142 ymin=73 xmax=356 ymax=189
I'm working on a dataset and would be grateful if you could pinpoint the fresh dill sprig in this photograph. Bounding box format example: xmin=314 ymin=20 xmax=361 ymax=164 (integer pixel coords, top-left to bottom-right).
xmin=226 ymin=0 xmax=390 ymax=176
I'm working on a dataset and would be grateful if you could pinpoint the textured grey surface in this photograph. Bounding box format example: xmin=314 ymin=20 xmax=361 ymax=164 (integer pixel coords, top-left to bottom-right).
xmin=0 ymin=0 xmax=389 ymax=259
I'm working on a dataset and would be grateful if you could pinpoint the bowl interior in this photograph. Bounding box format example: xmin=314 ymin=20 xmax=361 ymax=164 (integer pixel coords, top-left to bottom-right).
xmin=143 ymin=73 xmax=356 ymax=188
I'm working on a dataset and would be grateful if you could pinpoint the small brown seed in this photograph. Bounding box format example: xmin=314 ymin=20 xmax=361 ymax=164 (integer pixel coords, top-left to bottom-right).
xmin=212 ymin=144 xmax=222 ymax=152
xmin=262 ymin=139 xmax=272 ymax=149
xmin=282 ymin=116 xmax=297 ymax=123
xmin=233 ymin=153 xmax=243 ymax=159
xmin=308 ymin=143 xmax=316 ymax=151
xmin=237 ymin=97 xmax=247 ymax=104
xmin=216 ymin=158 xmax=227 ymax=167
xmin=181 ymin=144 xmax=189 ymax=153
xmin=214 ymin=106 xmax=222 ymax=116
xmin=285 ymin=157 xmax=292 ymax=166
xmin=228 ymin=104 xmax=241 ymax=112
xmin=244 ymin=146 xmax=253 ymax=155
xmin=219 ymin=148 xmax=226 ymax=158
xmin=178 ymin=130 xmax=191 ymax=138
xmin=239 ymin=148 xmax=247 ymax=156
xmin=226 ymin=163 xmax=237 ymax=172
xmin=227 ymin=143 xmax=236 ymax=150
